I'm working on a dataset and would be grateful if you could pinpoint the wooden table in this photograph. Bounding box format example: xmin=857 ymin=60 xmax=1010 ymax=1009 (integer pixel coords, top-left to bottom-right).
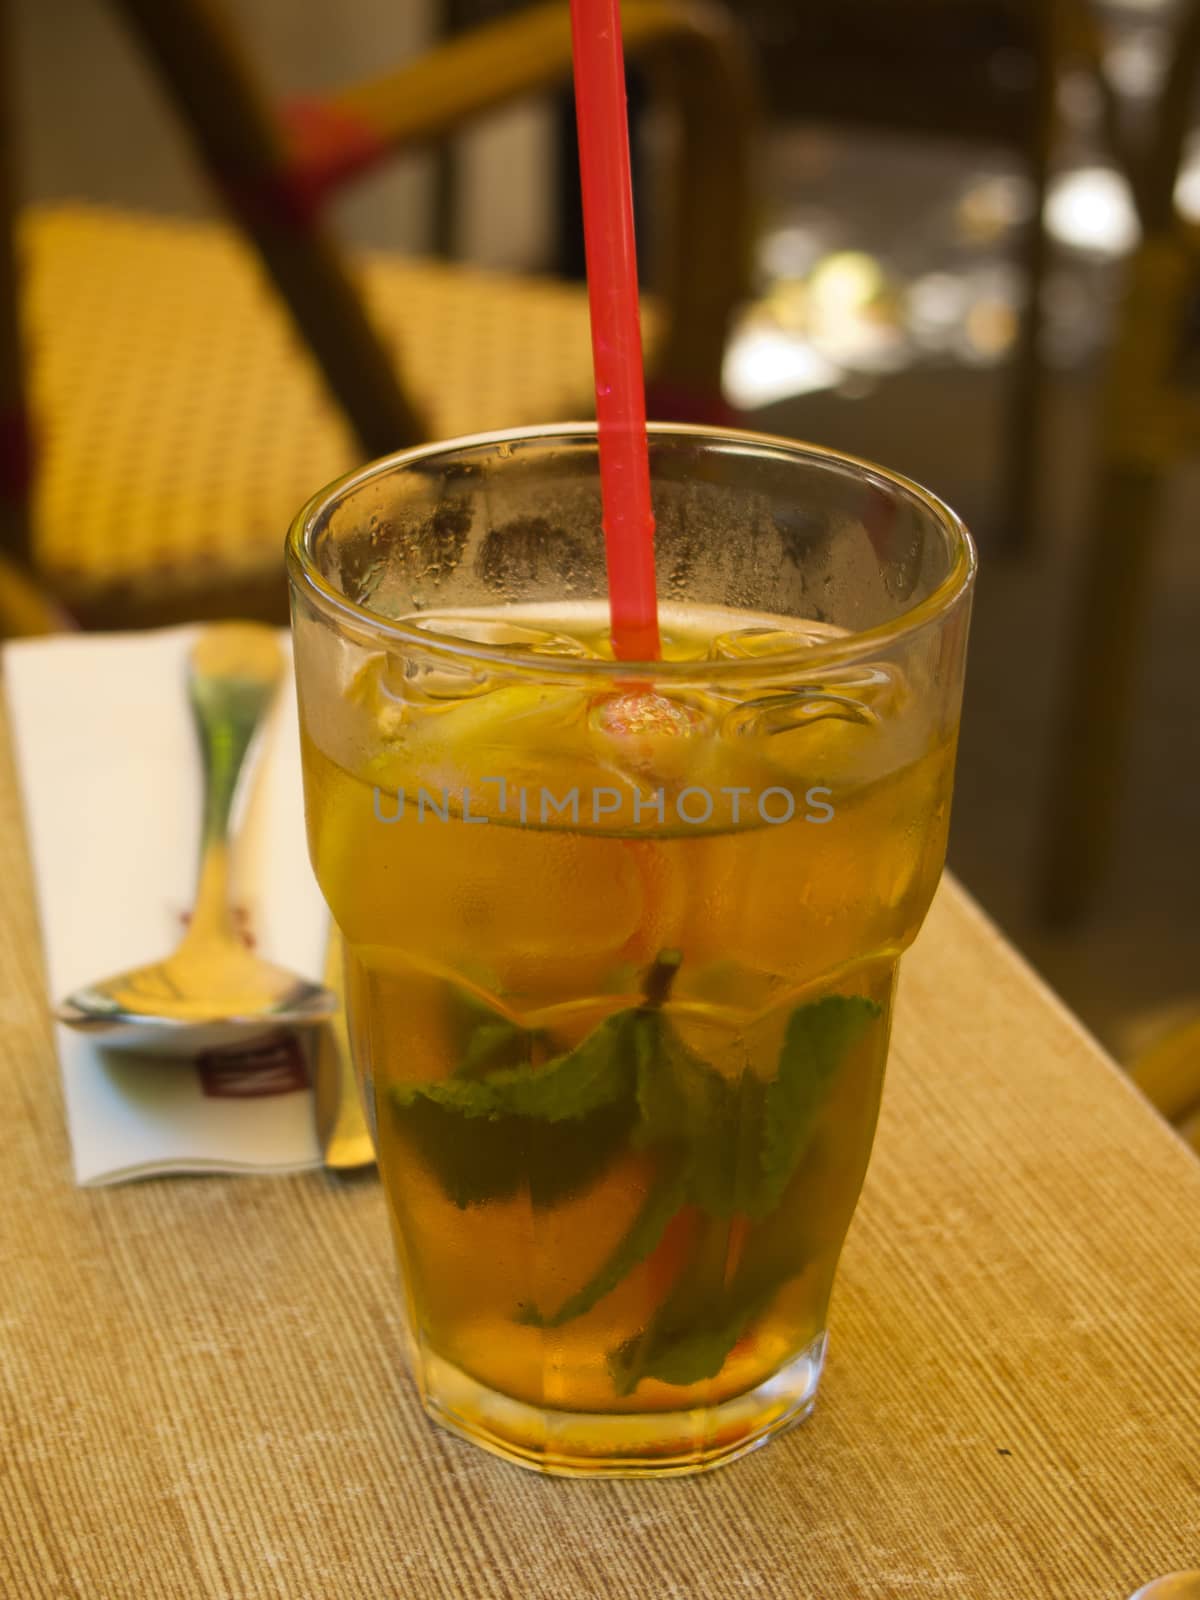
xmin=2 ymin=697 xmax=1198 ymax=1600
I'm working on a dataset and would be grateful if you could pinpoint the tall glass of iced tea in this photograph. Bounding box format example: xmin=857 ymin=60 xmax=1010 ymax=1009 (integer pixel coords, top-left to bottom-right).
xmin=287 ymin=424 xmax=975 ymax=1476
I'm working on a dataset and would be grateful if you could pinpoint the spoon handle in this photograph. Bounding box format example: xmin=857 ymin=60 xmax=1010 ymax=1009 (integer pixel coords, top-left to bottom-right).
xmin=313 ymin=924 xmax=375 ymax=1170
xmin=186 ymin=625 xmax=284 ymax=939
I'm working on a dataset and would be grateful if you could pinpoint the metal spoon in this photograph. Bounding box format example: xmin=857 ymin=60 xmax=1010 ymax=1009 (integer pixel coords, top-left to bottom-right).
xmin=312 ymin=925 xmax=375 ymax=1170
xmin=1130 ymin=1577 xmax=1200 ymax=1599
xmin=55 ymin=624 xmax=336 ymax=1054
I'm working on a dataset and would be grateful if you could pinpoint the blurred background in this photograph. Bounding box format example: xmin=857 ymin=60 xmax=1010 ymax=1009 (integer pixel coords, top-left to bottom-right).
xmin=2 ymin=0 xmax=1199 ymax=1129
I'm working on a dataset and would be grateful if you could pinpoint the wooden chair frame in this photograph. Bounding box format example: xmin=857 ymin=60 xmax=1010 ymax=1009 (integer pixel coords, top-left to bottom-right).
xmin=1038 ymin=0 xmax=1200 ymax=920
xmin=106 ymin=0 xmax=755 ymax=456
xmin=0 ymin=0 xmax=756 ymax=635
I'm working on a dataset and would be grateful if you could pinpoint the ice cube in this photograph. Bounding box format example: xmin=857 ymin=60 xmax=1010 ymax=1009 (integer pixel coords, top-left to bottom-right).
xmin=404 ymin=653 xmax=495 ymax=703
xmin=588 ymin=690 xmax=708 ymax=741
xmin=347 ymin=653 xmax=494 ymax=744
xmin=587 ymin=690 xmax=714 ymax=798
xmin=722 ymin=690 xmax=878 ymax=740
xmin=709 ymin=627 xmax=903 ymax=721
xmin=359 ymin=673 xmax=595 ymax=824
xmin=708 ymin=623 xmax=839 ymax=660
xmin=410 ymin=614 xmax=590 ymax=658
xmin=346 ymin=655 xmax=413 ymax=739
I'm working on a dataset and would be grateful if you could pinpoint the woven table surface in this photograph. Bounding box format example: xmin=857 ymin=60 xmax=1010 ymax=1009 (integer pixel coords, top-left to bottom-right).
xmin=2 ymin=686 xmax=1198 ymax=1600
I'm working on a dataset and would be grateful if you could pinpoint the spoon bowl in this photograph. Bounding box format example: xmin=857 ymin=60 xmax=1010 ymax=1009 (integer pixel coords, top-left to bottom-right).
xmin=56 ymin=624 xmax=336 ymax=1054
xmin=56 ymin=944 xmax=335 ymax=1055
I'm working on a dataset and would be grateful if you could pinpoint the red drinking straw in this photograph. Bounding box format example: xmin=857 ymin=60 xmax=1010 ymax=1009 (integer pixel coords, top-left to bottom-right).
xmin=569 ymin=0 xmax=661 ymax=661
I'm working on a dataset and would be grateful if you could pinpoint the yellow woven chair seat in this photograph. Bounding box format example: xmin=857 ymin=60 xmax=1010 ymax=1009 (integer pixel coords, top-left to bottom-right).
xmin=26 ymin=205 xmax=659 ymax=626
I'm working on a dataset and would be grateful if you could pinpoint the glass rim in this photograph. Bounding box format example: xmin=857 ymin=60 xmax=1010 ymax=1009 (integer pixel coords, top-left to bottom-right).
xmin=285 ymin=421 xmax=977 ymax=680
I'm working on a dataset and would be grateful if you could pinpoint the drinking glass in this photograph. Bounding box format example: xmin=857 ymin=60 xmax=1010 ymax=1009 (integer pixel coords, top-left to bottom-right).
xmin=287 ymin=423 xmax=975 ymax=1476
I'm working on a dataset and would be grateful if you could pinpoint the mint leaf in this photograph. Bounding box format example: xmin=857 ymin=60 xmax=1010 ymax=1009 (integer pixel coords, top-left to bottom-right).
xmin=445 ymin=986 xmax=538 ymax=1079
xmin=393 ymin=1011 xmax=635 ymax=1124
xmin=458 ymin=1019 xmax=533 ymax=1078
xmin=489 ymin=1013 xmax=638 ymax=1121
xmin=759 ymin=995 xmax=879 ymax=1211
xmin=607 ymin=993 xmax=881 ymax=1393
xmin=520 ymin=1008 xmax=728 ymax=1328
xmin=630 ymin=1010 xmax=769 ymax=1219
xmin=388 ymin=1017 xmax=639 ymax=1209
xmin=389 ymin=1090 xmax=636 ymax=1210
xmin=609 ymin=1205 xmax=811 ymax=1396
xmin=513 ymin=1009 xmax=693 ymax=1328
xmin=608 ymin=1212 xmax=734 ymax=1393
xmin=518 ymin=992 xmax=880 ymax=1332
xmin=519 ymin=1156 xmax=689 ymax=1329
xmin=686 ymin=1070 xmax=770 ymax=1221
xmin=388 ymin=968 xmax=881 ymax=1391
xmin=631 ymin=1015 xmax=722 ymax=1151
xmin=387 ymin=974 xmax=681 ymax=1212
xmin=612 ymin=1287 xmax=774 ymax=1393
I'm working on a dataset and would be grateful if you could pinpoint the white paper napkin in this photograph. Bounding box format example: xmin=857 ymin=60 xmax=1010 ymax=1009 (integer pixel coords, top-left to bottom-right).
xmin=3 ymin=626 xmax=327 ymax=1185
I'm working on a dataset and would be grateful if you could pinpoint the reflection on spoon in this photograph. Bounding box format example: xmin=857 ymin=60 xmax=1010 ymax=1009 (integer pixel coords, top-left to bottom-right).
xmin=55 ymin=624 xmax=335 ymax=1055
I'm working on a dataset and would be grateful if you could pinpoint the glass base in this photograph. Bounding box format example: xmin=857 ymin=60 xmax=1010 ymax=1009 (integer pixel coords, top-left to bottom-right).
xmin=417 ymin=1334 xmax=827 ymax=1478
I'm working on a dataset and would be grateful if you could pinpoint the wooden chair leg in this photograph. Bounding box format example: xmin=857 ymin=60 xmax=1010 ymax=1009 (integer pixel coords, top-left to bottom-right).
xmin=107 ymin=0 xmax=427 ymax=459
xmin=1036 ymin=459 xmax=1164 ymax=923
